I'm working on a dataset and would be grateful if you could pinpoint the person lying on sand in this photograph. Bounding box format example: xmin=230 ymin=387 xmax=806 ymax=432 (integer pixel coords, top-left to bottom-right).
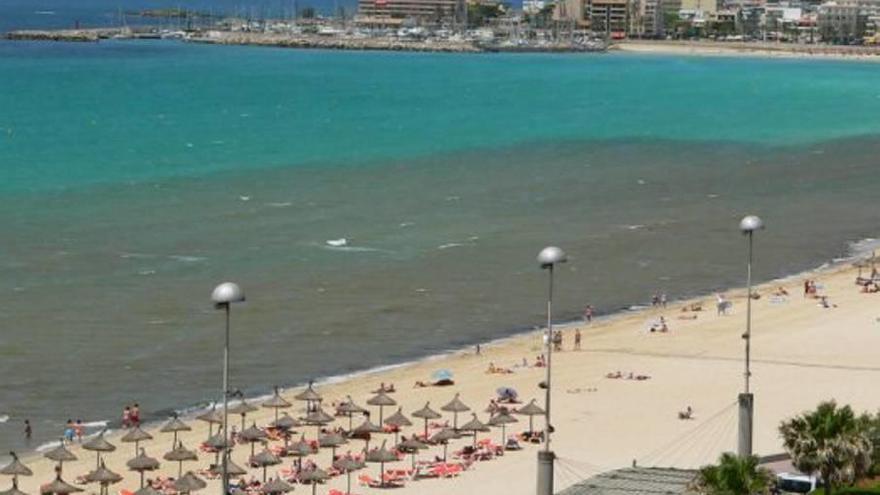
xmin=677 ymin=314 xmax=698 ymax=320
xmin=861 ymin=282 xmax=880 ymax=293
xmin=773 ymin=286 xmax=789 ymax=296
xmin=678 ymin=406 xmax=694 ymax=420
xmin=605 ymin=370 xmax=623 ymax=379
xmin=486 ymin=362 xmax=513 ymax=374
xmin=650 ymin=316 xmax=669 ymax=333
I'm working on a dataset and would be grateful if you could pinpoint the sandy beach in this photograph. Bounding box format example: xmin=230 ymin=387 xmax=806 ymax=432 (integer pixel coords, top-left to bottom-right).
xmin=9 ymin=258 xmax=880 ymax=495
xmin=615 ymin=40 xmax=880 ymax=62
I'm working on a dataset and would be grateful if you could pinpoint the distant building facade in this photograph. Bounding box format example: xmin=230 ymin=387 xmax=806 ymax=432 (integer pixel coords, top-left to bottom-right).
xmin=553 ymin=0 xmax=589 ymax=25
xmin=588 ymin=0 xmax=629 ymax=35
xmin=356 ymin=0 xmax=462 ymax=24
xmin=629 ymin=0 xmax=665 ymax=36
xmin=817 ymin=1 xmax=867 ymax=41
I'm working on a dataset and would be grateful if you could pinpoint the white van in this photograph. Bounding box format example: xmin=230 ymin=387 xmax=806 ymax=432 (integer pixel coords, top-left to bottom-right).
xmin=776 ymin=473 xmax=818 ymax=494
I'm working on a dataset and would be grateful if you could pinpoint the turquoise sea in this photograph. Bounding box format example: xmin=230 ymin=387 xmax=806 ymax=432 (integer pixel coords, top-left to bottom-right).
xmin=2 ymin=38 xmax=880 ymax=454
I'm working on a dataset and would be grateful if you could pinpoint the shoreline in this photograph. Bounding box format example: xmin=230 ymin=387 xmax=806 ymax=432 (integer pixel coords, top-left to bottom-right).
xmin=14 ymin=234 xmax=875 ymax=462
xmin=9 ymin=233 xmax=880 ymax=495
xmin=614 ymin=40 xmax=880 ymax=62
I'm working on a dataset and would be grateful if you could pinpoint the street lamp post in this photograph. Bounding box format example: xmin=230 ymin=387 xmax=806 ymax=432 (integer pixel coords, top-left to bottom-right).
xmin=537 ymin=246 xmax=566 ymax=495
xmin=212 ymin=282 xmax=245 ymax=495
xmin=738 ymin=215 xmax=763 ymax=458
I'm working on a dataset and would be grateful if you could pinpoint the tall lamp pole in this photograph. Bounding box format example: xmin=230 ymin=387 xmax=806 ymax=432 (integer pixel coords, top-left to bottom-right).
xmin=738 ymin=215 xmax=763 ymax=457
xmin=212 ymin=282 xmax=245 ymax=495
xmin=537 ymin=246 xmax=566 ymax=495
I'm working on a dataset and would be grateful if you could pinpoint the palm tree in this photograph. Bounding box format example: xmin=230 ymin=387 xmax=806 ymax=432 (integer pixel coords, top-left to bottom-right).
xmin=693 ymin=452 xmax=774 ymax=495
xmin=779 ymin=401 xmax=872 ymax=495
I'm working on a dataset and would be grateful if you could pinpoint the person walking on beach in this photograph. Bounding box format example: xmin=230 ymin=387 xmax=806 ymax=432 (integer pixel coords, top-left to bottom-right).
xmin=74 ymin=420 xmax=84 ymax=442
xmin=122 ymin=406 xmax=131 ymax=429
xmin=716 ymin=293 xmax=728 ymax=315
xmin=131 ymin=403 xmax=140 ymax=426
xmin=574 ymin=329 xmax=582 ymax=350
xmin=63 ymin=420 xmax=75 ymax=442
xmin=584 ymin=305 xmax=594 ymax=323
xmin=660 ymin=293 xmax=667 ymax=308
xmin=24 ymin=419 xmax=32 ymax=440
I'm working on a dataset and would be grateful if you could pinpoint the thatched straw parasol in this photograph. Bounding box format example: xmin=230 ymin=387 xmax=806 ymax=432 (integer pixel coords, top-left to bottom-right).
xmin=383 ymin=408 xmax=412 ymax=445
xmin=488 ymin=410 xmax=519 ymax=449
xmin=262 ymin=387 xmax=292 ymax=424
xmin=271 ymin=413 xmax=300 ymax=431
xmin=293 ymin=382 xmax=322 ymax=410
xmin=318 ymin=432 xmax=348 ymax=459
xmin=163 ymin=442 xmax=198 ymax=477
xmin=366 ymin=391 xmax=397 ymax=426
xmin=298 ymin=469 xmax=329 ymax=495
xmin=249 ymin=447 xmax=281 ymax=482
xmin=261 ymin=478 xmax=293 ymax=495
xmin=429 ymin=428 xmax=459 ymax=462
xmin=336 ymin=396 xmax=368 ymax=431
xmin=42 ymin=474 xmax=83 ymax=495
xmin=43 ymin=441 xmax=77 ymax=473
xmin=397 ymin=437 xmax=427 ymax=470
xmin=351 ymin=418 xmax=383 ymax=451
xmin=239 ymin=423 xmax=267 ymax=457
xmin=196 ymin=407 xmax=223 ymax=440
xmin=303 ymin=408 xmax=334 ymax=441
xmin=228 ymin=399 xmax=258 ymax=431
xmin=121 ymin=427 xmax=153 ymax=456
xmin=514 ymin=399 xmax=545 ymax=434
xmin=208 ymin=458 xmax=246 ymax=478
xmin=85 ymin=461 xmax=123 ymax=495
xmin=82 ymin=433 xmax=116 ymax=468
xmin=160 ymin=416 xmax=192 ymax=449
xmin=332 ymin=457 xmax=364 ymax=495
xmin=441 ymin=393 xmax=471 ymax=430
xmin=459 ymin=414 xmax=490 ymax=447
xmin=365 ymin=441 xmax=399 ymax=488
xmin=126 ymin=448 xmax=160 ymax=488
xmin=173 ymin=472 xmax=206 ymax=494
xmin=0 ymin=453 xmax=32 ymax=484
xmin=412 ymin=402 xmax=442 ymax=440
xmin=286 ymin=435 xmax=313 ymax=470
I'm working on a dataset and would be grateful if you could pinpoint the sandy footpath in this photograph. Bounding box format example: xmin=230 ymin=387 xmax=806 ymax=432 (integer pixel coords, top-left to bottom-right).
xmin=11 ymin=260 xmax=880 ymax=495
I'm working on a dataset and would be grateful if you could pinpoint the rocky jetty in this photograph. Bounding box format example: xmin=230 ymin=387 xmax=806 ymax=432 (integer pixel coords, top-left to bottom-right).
xmin=188 ymin=31 xmax=483 ymax=53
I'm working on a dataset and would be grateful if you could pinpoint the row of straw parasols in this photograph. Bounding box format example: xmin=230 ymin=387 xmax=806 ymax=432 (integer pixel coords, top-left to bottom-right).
xmin=0 ymin=383 xmax=546 ymax=495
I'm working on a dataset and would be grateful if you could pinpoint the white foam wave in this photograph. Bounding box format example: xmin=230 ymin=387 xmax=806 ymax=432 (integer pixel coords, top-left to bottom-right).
xmin=120 ymin=253 xmax=156 ymax=260
xmin=36 ymin=440 xmax=61 ymax=452
xmin=267 ymin=202 xmax=292 ymax=208
xmin=80 ymin=420 xmax=108 ymax=428
xmin=35 ymin=10 xmax=56 ymax=14
xmin=326 ymin=238 xmax=347 ymax=247
xmin=168 ymin=255 xmax=206 ymax=263
xmin=437 ymin=243 xmax=463 ymax=250
xmin=0 ymin=415 xmax=8 ymax=423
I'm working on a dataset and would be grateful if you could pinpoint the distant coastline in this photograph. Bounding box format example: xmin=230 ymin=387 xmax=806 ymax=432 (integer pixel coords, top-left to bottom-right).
xmin=614 ymin=39 xmax=880 ymax=62
xmin=8 ymin=27 xmax=880 ymax=60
